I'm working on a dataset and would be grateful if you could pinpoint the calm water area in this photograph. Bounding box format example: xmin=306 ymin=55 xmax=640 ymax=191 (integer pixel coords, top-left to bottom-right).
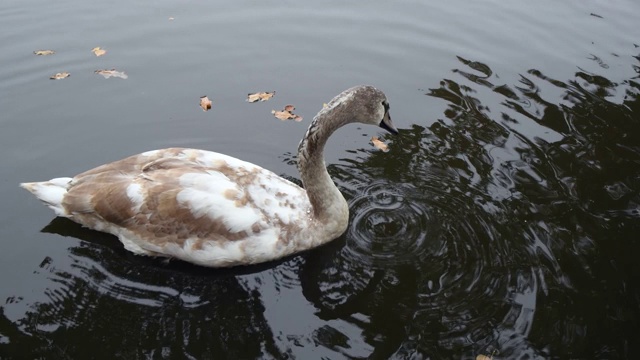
xmin=1 ymin=0 xmax=640 ymax=359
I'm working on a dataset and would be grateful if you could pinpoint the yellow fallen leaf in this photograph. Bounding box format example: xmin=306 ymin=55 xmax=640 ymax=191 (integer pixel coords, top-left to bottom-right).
xmin=49 ymin=72 xmax=70 ymax=80
xmin=271 ymin=105 xmax=302 ymax=122
xmin=323 ymin=103 xmax=328 ymax=108
xmin=200 ymin=96 xmax=212 ymax=111
xmin=95 ymin=69 xmax=128 ymax=79
xmin=272 ymin=110 xmax=291 ymax=121
xmin=476 ymin=350 xmax=498 ymax=360
xmin=247 ymin=91 xmax=275 ymax=103
xmin=92 ymin=47 xmax=107 ymax=56
xmin=34 ymin=50 xmax=55 ymax=56
xmin=370 ymin=136 xmax=389 ymax=152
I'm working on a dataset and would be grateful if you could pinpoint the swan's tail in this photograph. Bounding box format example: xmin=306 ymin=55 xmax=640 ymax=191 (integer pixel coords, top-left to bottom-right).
xmin=20 ymin=177 xmax=73 ymax=217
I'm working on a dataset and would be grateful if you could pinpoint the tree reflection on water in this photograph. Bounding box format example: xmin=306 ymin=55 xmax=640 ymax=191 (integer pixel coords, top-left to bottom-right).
xmin=308 ymin=53 xmax=640 ymax=358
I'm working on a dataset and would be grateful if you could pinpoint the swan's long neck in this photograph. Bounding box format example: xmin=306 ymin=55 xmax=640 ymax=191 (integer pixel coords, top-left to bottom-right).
xmin=297 ymin=107 xmax=349 ymax=235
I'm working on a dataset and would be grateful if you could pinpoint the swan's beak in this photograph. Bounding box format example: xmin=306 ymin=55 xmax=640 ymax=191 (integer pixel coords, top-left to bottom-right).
xmin=379 ymin=111 xmax=398 ymax=135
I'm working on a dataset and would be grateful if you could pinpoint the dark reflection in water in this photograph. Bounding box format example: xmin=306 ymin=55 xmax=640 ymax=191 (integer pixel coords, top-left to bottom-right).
xmin=307 ymin=53 xmax=640 ymax=358
xmin=2 ymin=53 xmax=640 ymax=359
xmin=1 ymin=219 xmax=289 ymax=359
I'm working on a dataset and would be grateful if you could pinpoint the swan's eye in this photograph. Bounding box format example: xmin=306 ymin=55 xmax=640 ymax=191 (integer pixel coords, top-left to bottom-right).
xmin=382 ymin=101 xmax=389 ymax=112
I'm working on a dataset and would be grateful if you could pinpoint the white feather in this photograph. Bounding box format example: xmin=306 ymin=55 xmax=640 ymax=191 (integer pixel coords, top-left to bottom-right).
xmin=20 ymin=177 xmax=72 ymax=216
xmin=126 ymin=183 xmax=144 ymax=212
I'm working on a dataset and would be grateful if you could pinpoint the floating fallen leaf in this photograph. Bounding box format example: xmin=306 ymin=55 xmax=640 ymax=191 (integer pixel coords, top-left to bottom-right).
xmin=95 ymin=69 xmax=128 ymax=79
xmin=168 ymin=16 xmax=175 ymax=21
xmin=271 ymin=105 xmax=302 ymax=121
xmin=476 ymin=349 xmax=498 ymax=360
xmin=323 ymin=103 xmax=328 ymax=108
xmin=49 ymin=72 xmax=70 ymax=80
xmin=200 ymin=96 xmax=212 ymax=111
xmin=247 ymin=91 xmax=275 ymax=103
xmin=91 ymin=47 xmax=107 ymax=56
xmin=370 ymin=136 xmax=389 ymax=152
xmin=34 ymin=50 xmax=55 ymax=56
xmin=272 ymin=110 xmax=292 ymax=121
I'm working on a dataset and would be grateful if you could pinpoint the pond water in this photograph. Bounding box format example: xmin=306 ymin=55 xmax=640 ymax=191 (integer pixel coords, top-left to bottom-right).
xmin=1 ymin=0 xmax=640 ymax=359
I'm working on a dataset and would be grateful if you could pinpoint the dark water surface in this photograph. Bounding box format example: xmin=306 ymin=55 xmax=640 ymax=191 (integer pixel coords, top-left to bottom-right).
xmin=2 ymin=0 xmax=640 ymax=359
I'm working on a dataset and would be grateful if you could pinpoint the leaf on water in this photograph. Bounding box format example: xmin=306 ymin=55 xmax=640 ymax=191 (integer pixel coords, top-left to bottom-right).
xmin=49 ymin=72 xmax=70 ymax=80
xmin=271 ymin=105 xmax=302 ymax=122
xmin=271 ymin=110 xmax=291 ymax=121
xmin=476 ymin=350 xmax=498 ymax=360
xmin=370 ymin=136 xmax=389 ymax=152
xmin=200 ymin=96 xmax=212 ymax=111
xmin=92 ymin=47 xmax=107 ymax=56
xmin=247 ymin=91 xmax=275 ymax=103
xmin=95 ymin=69 xmax=128 ymax=79
xmin=168 ymin=17 xmax=175 ymax=21
xmin=34 ymin=50 xmax=55 ymax=56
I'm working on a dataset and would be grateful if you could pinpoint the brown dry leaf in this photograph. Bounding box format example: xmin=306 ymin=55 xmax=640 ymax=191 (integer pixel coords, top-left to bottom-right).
xmin=271 ymin=105 xmax=302 ymax=122
xmin=91 ymin=47 xmax=107 ymax=56
xmin=271 ymin=110 xmax=291 ymax=121
xmin=476 ymin=351 xmax=499 ymax=360
xmin=49 ymin=72 xmax=70 ymax=80
xmin=95 ymin=69 xmax=128 ymax=79
xmin=370 ymin=136 xmax=389 ymax=152
xmin=34 ymin=50 xmax=55 ymax=56
xmin=247 ymin=91 xmax=275 ymax=103
xmin=200 ymin=96 xmax=212 ymax=111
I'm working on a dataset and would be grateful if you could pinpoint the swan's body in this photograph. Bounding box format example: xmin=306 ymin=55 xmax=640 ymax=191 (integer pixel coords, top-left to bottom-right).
xmin=21 ymin=85 xmax=397 ymax=267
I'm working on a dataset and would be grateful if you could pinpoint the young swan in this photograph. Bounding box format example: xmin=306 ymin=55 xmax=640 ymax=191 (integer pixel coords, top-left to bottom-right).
xmin=21 ymin=85 xmax=398 ymax=268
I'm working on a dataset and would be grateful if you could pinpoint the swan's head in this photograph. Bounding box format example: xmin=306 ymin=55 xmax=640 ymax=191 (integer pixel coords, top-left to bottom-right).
xmin=298 ymin=86 xmax=398 ymax=165
xmin=330 ymin=85 xmax=398 ymax=135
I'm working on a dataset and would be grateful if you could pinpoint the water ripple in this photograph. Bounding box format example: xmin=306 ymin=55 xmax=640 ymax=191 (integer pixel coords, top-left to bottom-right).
xmin=308 ymin=145 xmax=559 ymax=355
xmin=70 ymin=259 xmax=206 ymax=308
xmin=344 ymin=175 xmax=509 ymax=289
xmin=344 ymin=180 xmax=434 ymax=268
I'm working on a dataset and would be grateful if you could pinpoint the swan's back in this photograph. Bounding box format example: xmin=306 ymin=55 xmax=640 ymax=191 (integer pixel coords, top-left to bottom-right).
xmin=23 ymin=148 xmax=313 ymax=267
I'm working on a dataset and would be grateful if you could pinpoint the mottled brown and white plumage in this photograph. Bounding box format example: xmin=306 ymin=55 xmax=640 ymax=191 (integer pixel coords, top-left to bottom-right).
xmin=21 ymin=85 xmax=397 ymax=267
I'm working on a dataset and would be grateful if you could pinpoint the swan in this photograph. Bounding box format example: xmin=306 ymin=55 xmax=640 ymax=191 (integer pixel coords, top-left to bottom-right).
xmin=20 ymin=85 xmax=397 ymax=267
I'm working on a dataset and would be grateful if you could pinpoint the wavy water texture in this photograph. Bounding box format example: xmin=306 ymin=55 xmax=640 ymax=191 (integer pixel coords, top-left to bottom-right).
xmin=299 ymin=52 xmax=640 ymax=358
xmin=3 ymin=54 xmax=639 ymax=359
xmin=0 ymin=230 xmax=287 ymax=359
xmin=3 ymin=0 xmax=640 ymax=357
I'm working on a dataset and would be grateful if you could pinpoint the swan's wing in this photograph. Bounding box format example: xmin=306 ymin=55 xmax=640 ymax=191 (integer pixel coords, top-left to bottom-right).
xmin=61 ymin=148 xmax=310 ymax=264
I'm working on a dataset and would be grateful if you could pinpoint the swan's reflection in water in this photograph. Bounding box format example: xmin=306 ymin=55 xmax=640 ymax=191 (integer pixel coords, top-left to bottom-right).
xmin=2 ymin=218 xmax=290 ymax=359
